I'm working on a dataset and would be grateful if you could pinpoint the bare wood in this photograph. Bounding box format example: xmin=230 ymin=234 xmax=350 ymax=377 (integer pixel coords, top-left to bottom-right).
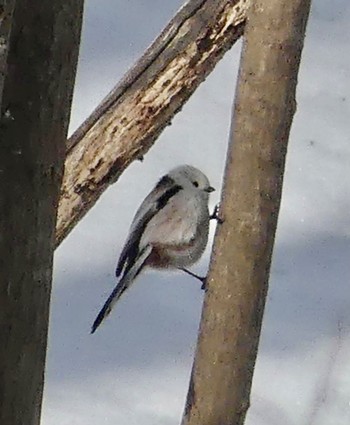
xmin=56 ymin=0 xmax=249 ymax=247
xmin=0 ymin=1 xmax=83 ymax=424
xmin=0 ymin=0 xmax=16 ymax=107
xmin=181 ymin=0 xmax=312 ymax=424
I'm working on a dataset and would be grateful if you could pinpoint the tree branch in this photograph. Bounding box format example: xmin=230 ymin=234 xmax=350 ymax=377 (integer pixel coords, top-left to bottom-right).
xmin=0 ymin=0 xmax=16 ymax=108
xmin=181 ymin=0 xmax=312 ymax=424
xmin=0 ymin=1 xmax=83 ymax=423
xmin=56 ymin=0 xmax=249 ymax=247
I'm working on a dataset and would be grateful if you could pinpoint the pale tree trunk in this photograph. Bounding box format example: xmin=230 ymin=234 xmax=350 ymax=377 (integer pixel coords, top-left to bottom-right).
xmin=181 ymin=0 xmax=312 ymax=424
xmin=0 ymin=1 xmax=83 ymax=424
xmin=0 ymin=0 xmax=16 ymax=107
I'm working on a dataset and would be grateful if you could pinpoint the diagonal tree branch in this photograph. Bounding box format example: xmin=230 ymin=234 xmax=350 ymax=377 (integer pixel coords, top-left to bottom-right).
xmin=56 ymin=0 xmax=249 ymax=247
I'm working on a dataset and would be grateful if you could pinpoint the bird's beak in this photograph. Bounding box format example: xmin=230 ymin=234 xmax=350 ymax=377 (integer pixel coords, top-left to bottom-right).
xmin=205 ymin=186 xmax=215 ymax=193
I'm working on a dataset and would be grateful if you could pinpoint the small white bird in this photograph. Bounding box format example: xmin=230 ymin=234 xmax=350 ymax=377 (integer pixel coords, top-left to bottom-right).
xmin=91 ymin=165 xmax=216 ymax=333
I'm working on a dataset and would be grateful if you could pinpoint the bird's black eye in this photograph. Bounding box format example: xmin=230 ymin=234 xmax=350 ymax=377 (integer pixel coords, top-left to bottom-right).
xmin=192 ymin=181 xmax=199 ymax=188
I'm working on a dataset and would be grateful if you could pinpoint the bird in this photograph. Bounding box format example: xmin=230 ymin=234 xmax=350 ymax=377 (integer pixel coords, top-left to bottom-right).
xmin=91 ymin=164 xmax=216 ymax=334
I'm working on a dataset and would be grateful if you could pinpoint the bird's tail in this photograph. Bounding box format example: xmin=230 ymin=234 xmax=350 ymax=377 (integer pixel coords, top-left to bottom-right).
xmin=91 ymin=245 xmax=152 ymax=334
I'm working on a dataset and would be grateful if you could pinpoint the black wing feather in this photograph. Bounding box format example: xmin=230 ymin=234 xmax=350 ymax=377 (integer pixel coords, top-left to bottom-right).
xmin=92 ymin=245 xmax=153 ymax=334
xmin=115 ymin=183 xmax=182 ymax=278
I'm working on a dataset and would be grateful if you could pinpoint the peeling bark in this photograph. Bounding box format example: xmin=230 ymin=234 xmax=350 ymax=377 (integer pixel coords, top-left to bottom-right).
xmin=56 ymin=0 xmax=249 ymax=247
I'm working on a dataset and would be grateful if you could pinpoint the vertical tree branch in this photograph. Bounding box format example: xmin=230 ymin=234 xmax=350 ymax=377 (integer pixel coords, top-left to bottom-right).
xmin=0 ymin=0 xmax=16 ymax=107
xmin=0 ymin=1 xmax=83 ymax=424
xmin=182 ymin=0 xmax=312 ymax=424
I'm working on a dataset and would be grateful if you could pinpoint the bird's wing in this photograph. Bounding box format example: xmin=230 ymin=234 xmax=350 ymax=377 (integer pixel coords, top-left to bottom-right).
xmin=115 ymin=176 xmax=182 ymax=277
xmin=91 ymin=245 xmax=153 ymax=334
xmin=140 ymin=190 xmax=201 ymax=247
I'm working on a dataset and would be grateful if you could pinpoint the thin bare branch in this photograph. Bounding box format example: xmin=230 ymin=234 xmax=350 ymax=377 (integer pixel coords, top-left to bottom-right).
xmin=56 ymin=0 xmax=249 ymax=247
xmin=181 ymin=0 xmax=312 ymax=423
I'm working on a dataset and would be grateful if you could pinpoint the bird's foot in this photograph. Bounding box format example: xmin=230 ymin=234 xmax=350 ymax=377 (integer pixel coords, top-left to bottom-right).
xmin=210 ymin=203 xmax=224 ymax=224
xmin=180 ymin=268 xmax=208 ymax=291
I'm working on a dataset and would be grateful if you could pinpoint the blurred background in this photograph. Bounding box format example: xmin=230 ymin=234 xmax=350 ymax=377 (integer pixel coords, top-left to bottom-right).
xmin=42 ymin=1 xmax=350 ymax=424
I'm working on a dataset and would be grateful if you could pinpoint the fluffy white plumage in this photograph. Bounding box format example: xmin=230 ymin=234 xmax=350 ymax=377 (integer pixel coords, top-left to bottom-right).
xmin=91 ymin=165 xmax=215 ymax=333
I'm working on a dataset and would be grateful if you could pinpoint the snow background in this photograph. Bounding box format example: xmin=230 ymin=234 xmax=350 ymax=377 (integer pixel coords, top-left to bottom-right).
xmin=42 ymin=1 xmax=350 ymax=424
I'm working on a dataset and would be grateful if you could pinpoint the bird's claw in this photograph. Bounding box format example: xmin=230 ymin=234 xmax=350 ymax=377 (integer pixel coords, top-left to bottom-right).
xmin=180 ymin=267 xmax=208 ymax=291
xmin=200 ymin=278 xmax=208 ymax=291
xmin=210 ymin=203 xmax=224 ymax=224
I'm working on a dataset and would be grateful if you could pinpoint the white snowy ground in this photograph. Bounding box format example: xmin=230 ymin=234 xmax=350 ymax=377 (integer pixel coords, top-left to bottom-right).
xmin=42 ymin=1 xmax=350 ymax=424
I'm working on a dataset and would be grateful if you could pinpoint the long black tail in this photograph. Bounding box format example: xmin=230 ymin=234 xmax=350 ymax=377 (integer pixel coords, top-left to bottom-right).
xmin=91 ymin=245 xmax=152 ymax=334
xmin=91 ymin=282 xmax=126 ymax=334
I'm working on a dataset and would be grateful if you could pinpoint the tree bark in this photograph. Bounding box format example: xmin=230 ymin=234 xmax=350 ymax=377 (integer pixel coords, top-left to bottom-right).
xmin=0 ymin=1 xmax=83 ymax=424
xmin=56 ymin=0 xmax=249 ymax=247
xmin=0 ymin=0 xmax=16 ymax=107
xmin=181 ymin=0 xmax=312 ymax=424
